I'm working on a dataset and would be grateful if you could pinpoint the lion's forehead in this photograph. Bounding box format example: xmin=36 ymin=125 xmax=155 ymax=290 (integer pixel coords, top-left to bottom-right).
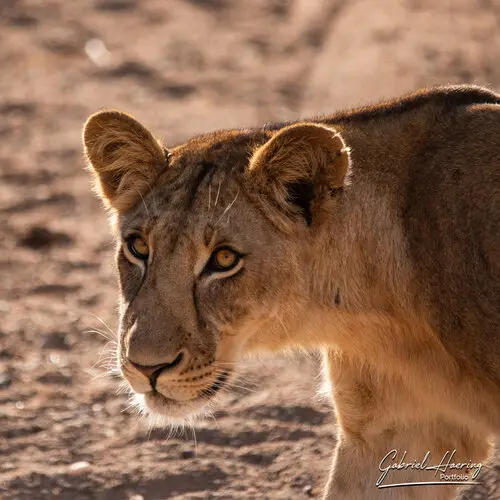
xmin=120 ymin=158 xmax=236 ymax=225
xmin=117 ymin=130 xmax=273 ymax=257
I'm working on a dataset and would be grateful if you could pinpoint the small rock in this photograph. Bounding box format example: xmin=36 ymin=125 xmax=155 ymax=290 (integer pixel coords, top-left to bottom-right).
xmin=68 ymin=461 xmax=91 ymax=475
xmin=0 ymin=349 xmax=11 ymax=361
xmin=180 ymin=449 xmax=195 ymax=459
xmin=49 ymin=352 xmax=68 ymax=366
xmin=186 ymin=0 xmax=229 ymax=9
xmin=37 ymin=372 xmax=72 ymax=385
xmin=94 ymin=0 xmax=137 ymax=11
xmin=303 ymin=485 xmax=314 ymax=496
xmin=0 ymin=372 xmax=12 ymax=389
xmin=104 ymin=60 xmax=154 ymax=79
xmin=84 ymin=38 xmax=112 ymax=67
xmin=158 ymin=83 xmax=196 ymax=99
xmin=129 ymin=495 xmax=144 ymax=500
xmin=19 ymin=226 xmax=72 ymax=250
xmin=40 ymin=332 xmax=70 ymax=350
xmin=7 ymin=14 xmax=38 ymax=27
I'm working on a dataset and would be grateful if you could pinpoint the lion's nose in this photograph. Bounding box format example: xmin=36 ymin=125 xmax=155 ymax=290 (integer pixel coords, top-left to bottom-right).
xmin=129 ymin=350 xmax=186 ymax=389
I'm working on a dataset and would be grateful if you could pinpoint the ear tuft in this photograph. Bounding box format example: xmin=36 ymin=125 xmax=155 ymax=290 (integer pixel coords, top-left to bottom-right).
xmin=83 ymin=110 xmax=167 ymax=211
xmin=247 ymin=123 xmax=350 ymax=229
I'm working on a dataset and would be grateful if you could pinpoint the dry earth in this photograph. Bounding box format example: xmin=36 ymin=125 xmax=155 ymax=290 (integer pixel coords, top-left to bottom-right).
xmin=1 ymin=0 xmax=499 ymax=499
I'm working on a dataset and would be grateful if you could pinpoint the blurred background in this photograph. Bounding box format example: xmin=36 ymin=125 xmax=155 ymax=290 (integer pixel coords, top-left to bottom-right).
xmin=1 ymin=0 xmax=500 ymax=498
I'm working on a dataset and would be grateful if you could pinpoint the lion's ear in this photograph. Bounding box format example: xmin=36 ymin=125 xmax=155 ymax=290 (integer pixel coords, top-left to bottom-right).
xmin=247 ymin=123 xmax=350 ymax=229
xmin=83 ymin=110 xmax=167 ymax=211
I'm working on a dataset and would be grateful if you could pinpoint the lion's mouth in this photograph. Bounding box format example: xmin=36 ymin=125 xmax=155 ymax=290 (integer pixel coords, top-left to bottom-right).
xmin=142 ymin=369 xmax=230 ymax=419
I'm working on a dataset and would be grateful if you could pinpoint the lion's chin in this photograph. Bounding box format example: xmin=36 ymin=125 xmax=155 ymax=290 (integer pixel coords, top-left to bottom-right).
xmin=131 ymin=369 xmax=231 ymax=427
xmin=134 ymin=391 xmax=212 ymax=426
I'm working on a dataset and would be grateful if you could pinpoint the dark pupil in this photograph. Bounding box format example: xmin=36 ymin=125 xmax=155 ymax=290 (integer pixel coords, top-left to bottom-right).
xmin=216 ymin=250 xmax=235 ymax=269
xmin=130 ymin=237 xmax=147 ymax=259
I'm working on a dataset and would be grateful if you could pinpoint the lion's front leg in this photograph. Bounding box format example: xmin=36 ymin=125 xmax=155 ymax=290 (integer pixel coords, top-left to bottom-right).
xmin=323 ymin=349 xmax=490 ymax=500
xmin=325 ymin=433 xmax=459 ymax=500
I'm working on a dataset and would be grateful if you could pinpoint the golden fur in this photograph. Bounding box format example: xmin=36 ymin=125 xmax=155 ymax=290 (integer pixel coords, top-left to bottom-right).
xmin=83 ymin=84 xmax=500 ymax=499
xmin=83 ymin=110 xmax=166 ymax=211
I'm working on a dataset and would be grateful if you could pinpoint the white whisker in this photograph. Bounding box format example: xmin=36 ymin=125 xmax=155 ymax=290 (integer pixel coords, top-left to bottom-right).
xmin=85 ymin=312 xmax=118 ymax=340
xmin=146 ymin=180 xmax=159 ymax=215
xmin=214 ymin=180 xmax=222 ymax=208
xmin=136 ymin=188 xmax=151 ymax=220
xmin=82 ymin=328 xmax=117 ymax=343
xmin=215 ymin=190 xmax=239 ymax=226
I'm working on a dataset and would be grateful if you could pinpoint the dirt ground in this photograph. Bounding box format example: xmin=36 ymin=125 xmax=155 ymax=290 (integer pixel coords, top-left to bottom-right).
xmin=1 ymin=0 xmax=499 ymax=499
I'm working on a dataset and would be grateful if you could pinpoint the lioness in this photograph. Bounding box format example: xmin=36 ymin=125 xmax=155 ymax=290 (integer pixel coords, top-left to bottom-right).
xmin=83 ymin=85 xmax=500 ymax=499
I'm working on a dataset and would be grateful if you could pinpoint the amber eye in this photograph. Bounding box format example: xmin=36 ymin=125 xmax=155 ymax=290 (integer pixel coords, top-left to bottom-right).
xmin=210 ymin=247 xmax=240 ymax=272
xmin=126 ymin=235 xmax=149 ymax=261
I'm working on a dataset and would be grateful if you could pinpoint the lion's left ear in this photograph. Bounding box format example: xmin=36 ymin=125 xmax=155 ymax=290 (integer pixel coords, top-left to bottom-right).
xmin=247 ymin=123 xmax=350 ymax=229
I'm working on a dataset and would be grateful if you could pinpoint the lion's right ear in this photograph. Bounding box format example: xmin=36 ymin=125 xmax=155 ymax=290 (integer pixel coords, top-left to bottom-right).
xmin=82 ymin=110 xmax=167 ymax=211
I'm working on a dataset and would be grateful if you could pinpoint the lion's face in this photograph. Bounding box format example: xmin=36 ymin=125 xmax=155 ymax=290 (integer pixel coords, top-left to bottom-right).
xmin=83 ymin=111 xmax=349 ymax=423
xmin=115 ymin=154 xmax=305 ymax=421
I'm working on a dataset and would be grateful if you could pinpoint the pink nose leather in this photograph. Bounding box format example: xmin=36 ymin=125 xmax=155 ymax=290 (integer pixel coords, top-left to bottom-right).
xmin=129 ymin=351 xmax=185 ymax=383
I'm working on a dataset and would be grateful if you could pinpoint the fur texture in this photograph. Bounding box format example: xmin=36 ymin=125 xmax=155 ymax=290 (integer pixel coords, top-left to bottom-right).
xmin=83 ymin=110 xmax=166 ymax=211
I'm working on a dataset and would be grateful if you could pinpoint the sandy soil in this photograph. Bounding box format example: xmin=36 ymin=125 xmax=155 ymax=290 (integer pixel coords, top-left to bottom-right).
xmin=1 ymin=0 xmax=499 ymax=499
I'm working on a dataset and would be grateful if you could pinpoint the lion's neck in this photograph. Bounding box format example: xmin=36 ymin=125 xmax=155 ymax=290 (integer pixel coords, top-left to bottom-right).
xmin=310 ymin=182 xmax=413 ymax=316
xmin=311 ymin=111 xmax=432 ymax=314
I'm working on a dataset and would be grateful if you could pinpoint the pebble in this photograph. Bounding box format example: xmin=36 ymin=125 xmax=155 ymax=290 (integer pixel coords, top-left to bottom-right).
xmin=303 ymin=485 xmax=314 ymax=496
xmin=40 ymin=332 xmax=70 ymax=350
xmin=68 ymin=461 xmax=91 ymax=475
xmin=180 ymin=449 xmax=195 ymax=459
xmin=0 ymin=372 xmax=12 ymax=389
xmin=37 ymin=372 xmax=72 ymax=385
xmin=84 ymin=38 xmax=112 ymax=67
xmin=129 ymin=495 xmax=144 ymax=500
xmin=19 ymin=226 xmax=71 ymax=250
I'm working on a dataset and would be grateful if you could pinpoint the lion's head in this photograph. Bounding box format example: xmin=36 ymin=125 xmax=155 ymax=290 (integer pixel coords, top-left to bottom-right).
xmin=83 ymin=111 xmax=350 ymax=423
